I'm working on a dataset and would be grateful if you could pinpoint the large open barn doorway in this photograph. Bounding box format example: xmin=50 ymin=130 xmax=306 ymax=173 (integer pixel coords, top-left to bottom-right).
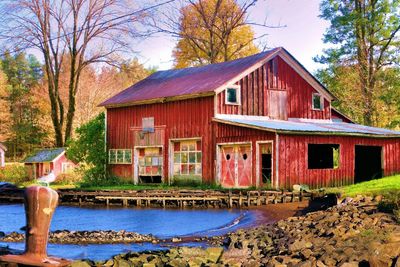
xmin=354 ymin=145 xmax=383 ymax=183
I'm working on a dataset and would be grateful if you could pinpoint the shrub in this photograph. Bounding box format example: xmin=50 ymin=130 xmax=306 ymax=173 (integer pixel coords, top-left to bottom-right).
xmin=55 ymin=171 xmax=83 ymax=185
xmin=66 ymin=113 xmax=107 ymax=186
xmin=0 ymin=164 xmax=28 ymax=185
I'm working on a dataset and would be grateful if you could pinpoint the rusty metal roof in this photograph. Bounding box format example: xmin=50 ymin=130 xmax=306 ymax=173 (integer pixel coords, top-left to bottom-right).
xmin=100 ymin=48 xmax=281 ymax=107
xmin=214 ymin=116 xmax=400 ymax=137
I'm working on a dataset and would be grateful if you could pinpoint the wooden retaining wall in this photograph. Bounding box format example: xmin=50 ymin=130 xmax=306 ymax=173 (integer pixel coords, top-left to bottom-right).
xmin=0 ymin=189 xmax=322 ymax=208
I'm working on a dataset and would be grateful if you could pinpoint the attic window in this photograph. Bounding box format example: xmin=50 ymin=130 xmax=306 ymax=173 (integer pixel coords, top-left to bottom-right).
xmin=312 ymin=93 xmax=324 ymax=110
xmin=225 ymin=85 xmax=240 ymax=105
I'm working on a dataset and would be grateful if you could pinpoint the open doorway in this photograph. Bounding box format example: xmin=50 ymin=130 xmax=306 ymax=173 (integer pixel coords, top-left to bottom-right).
xmin=354 ymin=145 xmax=383 ymax=183
xmin=258 ymin=143 xmax=272 ymax=187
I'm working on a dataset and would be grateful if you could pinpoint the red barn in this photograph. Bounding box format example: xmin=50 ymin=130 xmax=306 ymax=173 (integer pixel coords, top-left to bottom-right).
xmin=100 ymin=47 xmax=400 ymax=189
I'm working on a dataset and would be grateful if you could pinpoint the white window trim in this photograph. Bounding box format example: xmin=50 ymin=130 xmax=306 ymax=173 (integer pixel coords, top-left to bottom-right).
xmin=108 ymin=149 xmax=132 ymax=164
xmin=172 ymin=140 xmax=202 ymax=177
xmin=225 ymin=85 xmax=241 ymax=105
xmin=312 ymin=93 xmax=324 ymax=111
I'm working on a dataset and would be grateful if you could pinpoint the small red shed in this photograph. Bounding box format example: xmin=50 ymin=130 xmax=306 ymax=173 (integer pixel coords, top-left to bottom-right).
xmin=100 ymin=47 xmax=400 ymax=189
xmin=24 ymin=148 xmax=76 ymax=180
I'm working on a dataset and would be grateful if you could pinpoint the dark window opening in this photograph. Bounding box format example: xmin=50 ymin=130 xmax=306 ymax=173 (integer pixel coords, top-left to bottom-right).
xmin=226 ymin=154 xmax=231 ymax=160
xmin=355 ymin=145 xmax=382 ymax=183
xmin=308 ymin=144 xmax=340 ymax=169
xmin=139 ymin=176 xmax=162 ymax=184
xmin=312 ymin=94 xmax=323 ymax=110
xmin=226 ymin=88 xmax=239 ymax=104
xmin=261 ymin=154 xmax=272 ymax=184
xmin=243 ymin=153 xmax=248 ymax=160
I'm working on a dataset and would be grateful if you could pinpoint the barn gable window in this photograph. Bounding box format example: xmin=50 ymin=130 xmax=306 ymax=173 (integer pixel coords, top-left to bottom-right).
xmin=312 ymin=93 xmax=324 ymax=110
xmin=142 ymin=117 xmax=155 ymax=133
xmin=225 ymin=85 xmax=241 ymax=105
xmin=109 ymin=149 xmax=132 ymax=164
xmin=308 ymin=144 xmax=340 ymax=169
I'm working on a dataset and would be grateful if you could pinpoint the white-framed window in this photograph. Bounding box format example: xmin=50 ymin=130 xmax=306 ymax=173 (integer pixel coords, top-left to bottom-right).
xmin=173 ymin=140 xmax=202 ymax=176
xmin=109 ymin=149 xmax=132 ymax=164
xmin=62 ymin=162 xmax=74 ymax=173
xmin=225 ymin=85 xmax=241 ymax=105
xmin=312 ymin=93 xmax=324 ymax=110
xmin=138 ymin=147 xmax=163 ymax=176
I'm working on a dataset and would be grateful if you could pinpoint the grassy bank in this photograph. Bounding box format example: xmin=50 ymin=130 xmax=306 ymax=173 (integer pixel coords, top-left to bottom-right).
xmin=326 ymin=174 xmax=400 ymax=197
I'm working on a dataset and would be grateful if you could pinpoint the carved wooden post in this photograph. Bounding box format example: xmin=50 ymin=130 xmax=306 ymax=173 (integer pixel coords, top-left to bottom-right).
xmin=0 ymin=186 xmax=70 ymax=266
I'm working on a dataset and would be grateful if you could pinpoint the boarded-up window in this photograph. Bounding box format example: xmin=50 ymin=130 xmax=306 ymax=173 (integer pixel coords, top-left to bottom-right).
xmin=308 ymin=144 xmax=340 ymax=169
xmin=142 ymin=117 xmax=155 ymax=133
xmin=268 ymin=90 xmax=287 ymax=120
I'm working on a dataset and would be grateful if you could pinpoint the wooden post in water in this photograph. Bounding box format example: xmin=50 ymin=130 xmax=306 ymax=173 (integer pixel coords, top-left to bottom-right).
xmin=0 ymin=186 xmax=70 ymax=266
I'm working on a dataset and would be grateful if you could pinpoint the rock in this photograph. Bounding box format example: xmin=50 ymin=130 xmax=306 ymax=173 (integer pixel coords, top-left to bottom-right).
xmin=115 ymin=259 xmax=131 ymax=267
xmin=339 ymin=262 xmax=359 ymax=267
xmin=167 ymin=258 xmax=187 ymax=267
xmin=171 ymin=237 xmax=182 ymax=243
xmin=70 ymin=261 xmax=92 ymax=267
xmin=300 ymin=248 xmax=313 ymax=259
xmin=206 ymin=247 xmax=224 ymax=263
xmin=293 ymin=184 xmax=301 ymax=192
xmin=288 ymin=240 xmax=313 ymax=252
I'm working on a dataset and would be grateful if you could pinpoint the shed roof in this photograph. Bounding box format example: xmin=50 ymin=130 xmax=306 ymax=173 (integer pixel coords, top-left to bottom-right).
xmin=100 ymin=47 xmax=334 ymax=108
xmin=214 ymin=116 xmax=400 ymax=137
xmin=24 ymin=148 xmax=65 ymax=163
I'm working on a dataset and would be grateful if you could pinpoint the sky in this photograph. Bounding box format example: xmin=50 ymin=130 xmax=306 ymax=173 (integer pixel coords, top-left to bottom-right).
xmin=134 ymin=0 xmax=331 ymax=73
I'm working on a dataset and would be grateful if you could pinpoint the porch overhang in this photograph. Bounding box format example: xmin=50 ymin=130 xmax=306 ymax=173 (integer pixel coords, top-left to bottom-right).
xmin=213 ymin=115 xmax=400 ymax=138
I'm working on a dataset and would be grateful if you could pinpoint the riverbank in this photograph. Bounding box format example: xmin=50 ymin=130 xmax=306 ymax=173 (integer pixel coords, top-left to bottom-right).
xmin=69 ymin=196 xmax=399 ymax=267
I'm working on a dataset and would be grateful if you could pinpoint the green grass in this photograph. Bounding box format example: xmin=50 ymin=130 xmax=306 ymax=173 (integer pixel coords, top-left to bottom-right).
xmin=326 ymin=174 xmax=400 ymax=197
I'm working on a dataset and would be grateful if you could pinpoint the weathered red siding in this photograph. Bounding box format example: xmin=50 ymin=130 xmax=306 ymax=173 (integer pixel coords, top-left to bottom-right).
xmin=217 ymin=56 xmax=331 ymax=120
xmin=278 ymin=134 xmax=400 ymax=189
xmin=107 ymin=97 xmax=215 ymax=182
xmin=215 ymin=123 xmax=276 ymax=187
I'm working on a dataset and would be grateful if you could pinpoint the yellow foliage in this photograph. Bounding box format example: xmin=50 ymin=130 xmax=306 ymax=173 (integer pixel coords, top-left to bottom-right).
xmin=173 ymin=0 xmax=259 ymax=68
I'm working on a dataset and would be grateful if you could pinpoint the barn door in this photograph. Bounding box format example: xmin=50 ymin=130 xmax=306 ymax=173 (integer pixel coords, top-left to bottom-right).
xmin=269 ymin=90 xmax=287 ymax=120
xmin=220 ymin=145 xmax=252 ymax=188
xmin=220 ymin=146 xmax=235 ymax=187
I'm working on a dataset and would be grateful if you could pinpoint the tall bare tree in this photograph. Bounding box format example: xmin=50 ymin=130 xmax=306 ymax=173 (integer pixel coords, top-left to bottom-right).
xmin=0 ymin=0 xmax=146 ymax=146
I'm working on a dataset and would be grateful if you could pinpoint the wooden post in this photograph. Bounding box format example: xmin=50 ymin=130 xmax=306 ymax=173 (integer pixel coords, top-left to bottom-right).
xmin=123 ymin=199 xmax=128 ymax=207
xmin=238 ymin=191 xmax=243 ymax=207
xmin=106 ymin=198 xmax=109 ymax=206
xmin=247 ymin=191 xmax=251 ymax=206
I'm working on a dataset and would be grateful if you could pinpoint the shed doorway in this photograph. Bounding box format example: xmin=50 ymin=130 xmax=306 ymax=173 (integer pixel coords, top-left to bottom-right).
xmin=354 ymin=145 xmax=383 ymax=183
xmin=258 ymin=143 xmax=272 ymax=187
xmin=219 ymin=144 xmax=252 ymax=188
